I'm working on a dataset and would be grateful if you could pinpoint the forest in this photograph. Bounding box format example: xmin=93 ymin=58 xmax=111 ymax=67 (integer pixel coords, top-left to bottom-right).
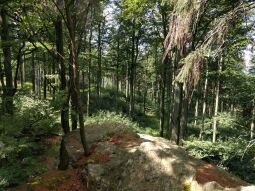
xmin=1 ymin=0 xmax=255 ymax=190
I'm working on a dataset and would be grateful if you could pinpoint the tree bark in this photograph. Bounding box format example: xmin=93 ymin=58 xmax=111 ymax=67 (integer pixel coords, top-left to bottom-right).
xmin=1 ymin=7 xmax=14 ymax=114
xmin=251 ymin=99 xmax=255 ymax=140
xmin=200 ymin=63 xmax=208 ymax=139
xmin=58 ymin=138 xmax=69 ymax=170
xmin=181 ymin=85 xmax=188 ymax=142
xmin=64 ymin=0 xmax=88 ymax=155
xmin=55 ymin=15 xmax=70 ymax=134
xmin=159 ymin=57 xmax=167 ymax=137
xmin=87 ymin=23 xmax=93 ymax=117
xmin=171 ymin=82 xmax=183 ymax=145
xmin=97 ymin=22 xmax=102 ymax=99
xmin=212 ymin=58 xmax=222 ymax=143
xmin=194 ymin=98 xmax=199 ymax=126
xmin=32 ymin=52 xmax=36 ymax=94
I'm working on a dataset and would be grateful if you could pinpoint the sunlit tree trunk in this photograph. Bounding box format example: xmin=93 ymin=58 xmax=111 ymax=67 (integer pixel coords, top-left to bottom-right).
xmin=194 ymin=98 xmax=199 ymax=126
xmin=251 ymin=99 xmax=255 ymax=140
xmin=129 ymin=19 xmax=136 ymax=117
xmin=200 ymin=63 xmax=208 ymax=139
xmin=212 ymin=58 xmax=222 ymax=143
xmin=64 ymin=0 xmax=88 ymax=155
xmin=181 ymin=84 xmax=189 ymax=142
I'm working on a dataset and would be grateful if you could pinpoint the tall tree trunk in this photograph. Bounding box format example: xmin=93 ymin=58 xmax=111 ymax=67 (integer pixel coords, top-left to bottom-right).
xmin=87 ymin=24 xmax=92 ymax=117
xmin=22 ymin=54 xmax=26 ymax=83
xmin=1 ymin=7 xmax=14 ymax=114
xmin=181 ymin=85 xmax=188 ymax=142
xmin=159 ymin=2 xmax=169 ymax=138
xmin=171 ymin=82 xmax=183 ymax=145
xmin=200 ymin=63 xmax=208 ymax=139
xmin=97 ymin=22 xmax=102 ymax=99
xmin=69 ymin=58 xmax=78 ymax=130
xmin=32 ymin=52 xmax=36 ymax=94
xmin=125 ymin=59 xmax=130 ymax=99
xmin=14 ymin=42 xmax=25 ymax=94
xmin=194 ymin=98 xmax=199 ymax=126
xmin=116 ymin=30 xmax=120 ymax=93
xmin=0 ymin=56 xmax=6 ymax=114
xmin=38 ymin=64 xmax=41 ymax=99
xmin=129 ymin=20 xmax=136 ymax=117
xmin=212 ymin=58 xmax=222 ymax=143
xmin=55 ymin=15 xmax=70 ymax=134
xmin=20 ymin=53 xmax=24 ymax=88
xmin=251 ymin=99 xmax=255 ymax=140
xmin=159 ymin=57 xmax=167 ymax=137
xmin=43 ymin=57 xmax=47 ymax=100
xmin=64 ymin=0 xmax=88 ymax=155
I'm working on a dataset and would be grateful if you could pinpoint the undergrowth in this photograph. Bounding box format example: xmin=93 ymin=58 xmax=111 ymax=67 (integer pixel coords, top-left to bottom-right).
xmin=0 ymin=94 xmax=60 ymax=189
xmin=86 ymin=111 xmax=159 ymax=136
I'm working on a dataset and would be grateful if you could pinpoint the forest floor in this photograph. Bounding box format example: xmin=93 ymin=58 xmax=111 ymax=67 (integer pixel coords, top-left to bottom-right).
xmin=8 ymin=123 xmax=248 ymax=191
xmin=7 ymin=134 xmax=88 ymax=191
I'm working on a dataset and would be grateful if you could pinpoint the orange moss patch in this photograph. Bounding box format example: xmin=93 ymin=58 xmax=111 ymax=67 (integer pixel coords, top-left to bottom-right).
xmin=108 ymin=134 xmax=141 ymax=148
xmin=27 ymin=169 xmax=88 ymax=191
xmin=195 ymin=163 xmax=247 ymax=188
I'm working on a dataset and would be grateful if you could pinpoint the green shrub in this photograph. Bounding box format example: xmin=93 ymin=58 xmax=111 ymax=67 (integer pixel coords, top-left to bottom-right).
xmin=14 ymin=95 xmax=60 ymax=136
xmin=184 ymin=138 xmax=255 ymax=183
xmin=0 ymin=95 xmax=60 ymax=189
xmin=86 ymin=111 xmax=159 ymax=136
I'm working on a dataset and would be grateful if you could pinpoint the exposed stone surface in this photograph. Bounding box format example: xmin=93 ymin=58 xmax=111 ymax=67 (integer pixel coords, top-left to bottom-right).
xmin=64 ymin=124 xmax=253 ymax=191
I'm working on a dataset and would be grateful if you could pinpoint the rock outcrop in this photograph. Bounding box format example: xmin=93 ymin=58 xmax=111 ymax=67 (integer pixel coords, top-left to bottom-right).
xmin=64 ymin=123 xmax=253 ymax=191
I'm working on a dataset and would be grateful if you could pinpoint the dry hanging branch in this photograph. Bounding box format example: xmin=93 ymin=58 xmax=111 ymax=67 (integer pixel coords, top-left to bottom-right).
xmin=163 ymin=0 xmax=254 ymax=87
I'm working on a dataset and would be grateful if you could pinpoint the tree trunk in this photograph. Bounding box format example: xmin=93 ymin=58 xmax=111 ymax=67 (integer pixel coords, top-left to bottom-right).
xmin=1 ymin=7 xmax=14 ymax=114
xmin=116 ymin=30 xmax=120 ymax=92
xmin=181 ymin=85 xmax=188 ymax=142
xmin=97 ymin=22 xmax=102 ymax=99
xmin=43 ymin=62 xmax=47 ymax=100
xmin=200 ymin=63 xmax=208 ymax=139
xmin=69 ymin=59 xmax=78 ymax=130
xmin=159 ymin=57 xmax=167 ymax=137
xmin=58 ymin=137 xmax=69 ymax=170
xmin=212 ymin=58 xmax=222 ymax=143
xmin=129 ymin=19 xmax=136 ymax=117
xmin=171 ymin=82 xmax=183 ymax=145
xmin=37 ymin=63 xmax=41 ymax=99
xmin=14 ymin=43 xmax=25 ymax=94
xmin=125 ymin=60 xmax=130 ymax=99
xmin=64 ymin=0 xmax=88 ymax=155
xmin=0 ymin=56 xmax=6 ymax=114
xmin=32 ymin=52 xmax=36 ymax=94
xmin=194 ymin=98 xmax=199 ymax=126
xmin=55 ymin=15 xmax=70 ymax=134
xmin=251 ymin=99 xmax=255 ymax=140
xmin=87 ymin=24 xmax=92 ymax=117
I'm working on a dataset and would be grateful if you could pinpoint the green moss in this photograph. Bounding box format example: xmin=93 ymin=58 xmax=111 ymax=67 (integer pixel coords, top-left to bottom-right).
xmin=183 ymin=182 xmax=192 ymax=191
